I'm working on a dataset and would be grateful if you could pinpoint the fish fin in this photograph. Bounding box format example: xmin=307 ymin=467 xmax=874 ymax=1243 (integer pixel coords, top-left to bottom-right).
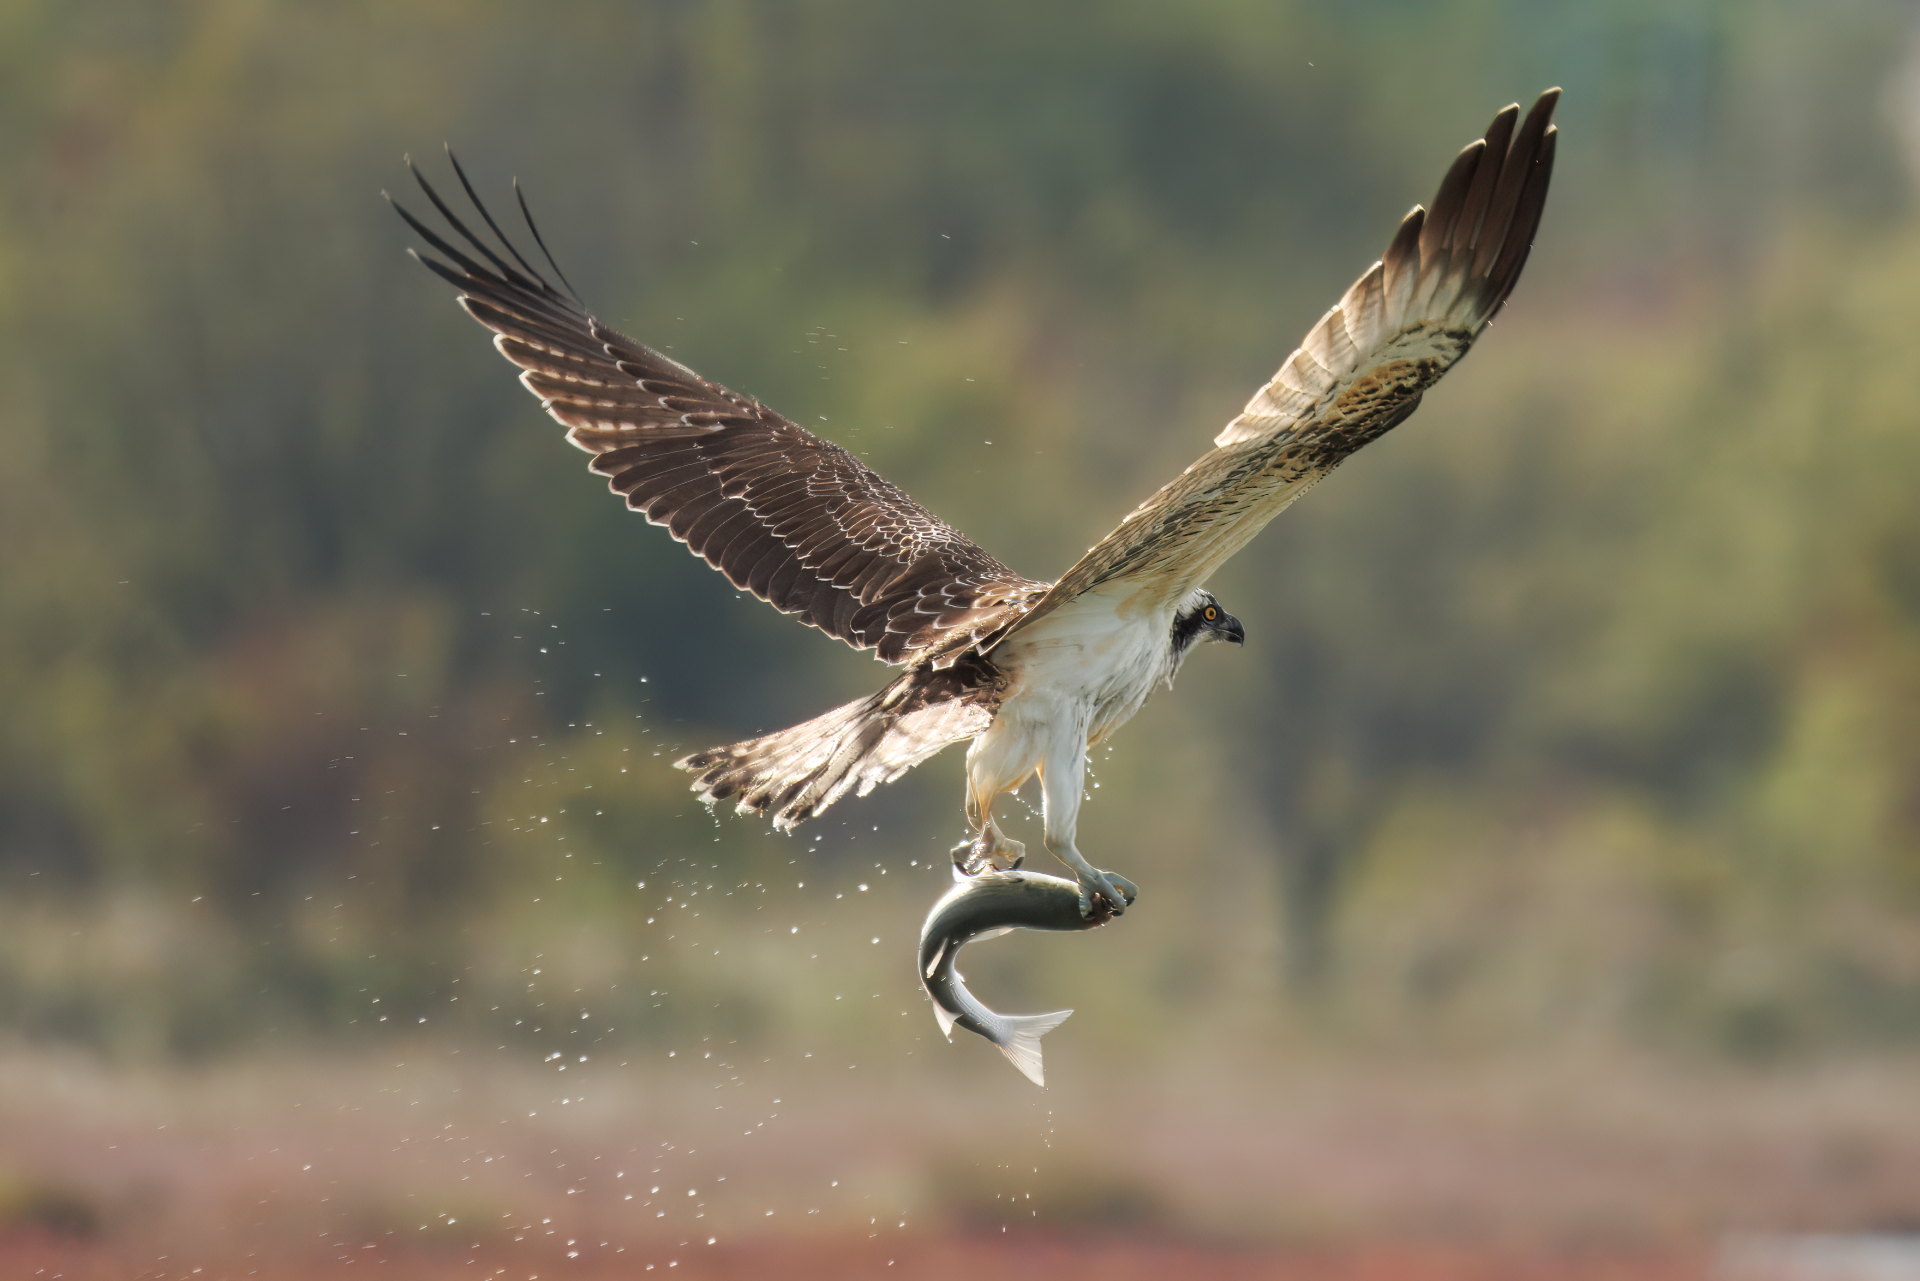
xmin=993 ymin=1008 xmax=1073 ymax=1087
xmin=923 ymin=937 xmax=954 ymax=981
xmin=932 ymin=996 xmax=959 ymax=1041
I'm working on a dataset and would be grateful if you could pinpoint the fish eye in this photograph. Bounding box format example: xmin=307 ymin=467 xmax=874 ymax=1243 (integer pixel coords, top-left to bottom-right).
xmin=1203 ymin=606 xmax=1218 ymax=622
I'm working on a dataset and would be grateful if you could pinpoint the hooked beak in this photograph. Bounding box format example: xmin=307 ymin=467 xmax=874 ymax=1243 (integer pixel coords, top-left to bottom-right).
xmin=1217 ymin=613 xmax=1245 ymax=646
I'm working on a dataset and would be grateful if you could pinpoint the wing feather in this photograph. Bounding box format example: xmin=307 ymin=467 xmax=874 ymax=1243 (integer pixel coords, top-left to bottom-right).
xmin=393 ymin=157 xmax=1045 ymax=665
xmin=1003 ymin=90 xmax=1560 ymax=634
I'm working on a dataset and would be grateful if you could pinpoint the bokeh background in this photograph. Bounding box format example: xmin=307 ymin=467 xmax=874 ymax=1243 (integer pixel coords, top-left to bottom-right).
xmin=4 ymin=2 xmax=1920 ymax=1277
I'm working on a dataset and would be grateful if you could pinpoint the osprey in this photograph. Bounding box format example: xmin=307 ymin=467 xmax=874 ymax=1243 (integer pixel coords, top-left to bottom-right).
xmin=394 ymin=90 xmax=1559 ymax=916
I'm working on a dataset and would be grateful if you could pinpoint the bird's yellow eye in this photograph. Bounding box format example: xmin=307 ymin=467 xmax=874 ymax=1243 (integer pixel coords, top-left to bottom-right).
xmin=1203 ymin=606 xmax=1218 ymax=622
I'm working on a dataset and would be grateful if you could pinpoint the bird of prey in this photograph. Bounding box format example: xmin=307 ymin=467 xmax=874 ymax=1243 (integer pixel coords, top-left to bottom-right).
xmin=394 ymin=90 xmax=1559 ymax=917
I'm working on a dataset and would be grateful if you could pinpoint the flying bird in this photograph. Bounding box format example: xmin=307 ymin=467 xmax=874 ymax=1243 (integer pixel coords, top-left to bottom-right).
xmin=393 ymin=90 xmax=1559 ymax=917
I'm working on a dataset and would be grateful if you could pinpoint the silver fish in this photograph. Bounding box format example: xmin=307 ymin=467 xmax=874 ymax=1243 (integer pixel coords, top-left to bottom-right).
xmin=917 ymin=867 xmax=1135 ymax=1086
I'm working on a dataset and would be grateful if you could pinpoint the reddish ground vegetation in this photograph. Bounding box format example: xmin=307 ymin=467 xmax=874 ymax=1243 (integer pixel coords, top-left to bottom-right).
xmin=4 ymin=1044 xmax=1914 ymax=1281
xmin=1 ymin=1228 xmax=1711 ymax=1281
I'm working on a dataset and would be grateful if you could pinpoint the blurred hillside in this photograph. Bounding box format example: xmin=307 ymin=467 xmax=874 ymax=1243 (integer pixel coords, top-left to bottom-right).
xmin=2 ymin=0 xmax=1918 ymax=1082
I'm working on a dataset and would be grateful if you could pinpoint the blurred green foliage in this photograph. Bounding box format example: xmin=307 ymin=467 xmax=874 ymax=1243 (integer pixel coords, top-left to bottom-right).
xmin=1 ymin=0 xmax=1917 ymax=1064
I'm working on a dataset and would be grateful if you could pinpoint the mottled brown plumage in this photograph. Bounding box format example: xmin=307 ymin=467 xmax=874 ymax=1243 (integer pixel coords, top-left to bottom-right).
xmin=392 ymin=154 xmax=1045 ymax=669
xmin=677 ymin=655 xmax=1005 ymax=828
xmin=1011 ymin=90 xmax=1558 ymax=633
xmin=393 ymin=91 xmax=1559 ymax=846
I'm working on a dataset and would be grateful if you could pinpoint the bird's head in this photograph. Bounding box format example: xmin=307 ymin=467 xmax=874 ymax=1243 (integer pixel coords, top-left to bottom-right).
xmin=1171 ymin=589 xmax=1245 ymax=662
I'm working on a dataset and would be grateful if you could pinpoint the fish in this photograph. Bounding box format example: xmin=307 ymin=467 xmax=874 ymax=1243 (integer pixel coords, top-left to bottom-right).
xmin=917 ymin=866 xmax=1136 ymax=1086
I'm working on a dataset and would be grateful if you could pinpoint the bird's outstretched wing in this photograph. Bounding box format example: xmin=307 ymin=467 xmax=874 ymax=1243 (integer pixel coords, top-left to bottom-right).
xmin=1005 ymin=90 xmax=1559 ymax=636
xmin=392 ymin=158 xmax=1045 ymax=666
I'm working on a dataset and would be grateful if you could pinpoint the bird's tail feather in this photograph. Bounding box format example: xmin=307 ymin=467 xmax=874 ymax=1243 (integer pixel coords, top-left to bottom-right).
xmin=676 ymin=674 xmax=989 ymax=830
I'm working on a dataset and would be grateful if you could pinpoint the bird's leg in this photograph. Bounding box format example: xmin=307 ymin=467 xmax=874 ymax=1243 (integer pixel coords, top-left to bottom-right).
xmin=1038 ymin=744 xmax=1136 ymax=917
xmin=950 ymin=781 xmax=1025 ymax=876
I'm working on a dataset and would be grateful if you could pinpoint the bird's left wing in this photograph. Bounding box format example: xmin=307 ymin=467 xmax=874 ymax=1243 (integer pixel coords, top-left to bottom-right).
xmin=390 ymin=157 xmax=1046 ymax=667
xmin=1004 ymin=90 xmax=1559 ymax=636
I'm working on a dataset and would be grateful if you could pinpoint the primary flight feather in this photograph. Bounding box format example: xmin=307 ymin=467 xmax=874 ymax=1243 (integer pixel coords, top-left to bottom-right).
xmin=394 ymin=90 xmax=1560 ymax=916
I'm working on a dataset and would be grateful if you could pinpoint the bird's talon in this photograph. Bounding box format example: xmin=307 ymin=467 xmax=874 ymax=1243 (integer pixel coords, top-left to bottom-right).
xmin=950 ymin=833 xmax=1026 ymax=876
xmin=1077 ymin=869 xmax=1134 ymax=918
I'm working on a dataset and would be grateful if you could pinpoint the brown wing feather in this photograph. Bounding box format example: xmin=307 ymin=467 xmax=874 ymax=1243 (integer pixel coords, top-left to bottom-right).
xmin=1005 ymin=89 xmax=1559 ymax=635
xmin=392 ymin=155 xmax=1045 ymax=666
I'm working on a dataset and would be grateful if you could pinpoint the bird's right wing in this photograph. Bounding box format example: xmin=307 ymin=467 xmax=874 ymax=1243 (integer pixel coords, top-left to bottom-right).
xmin=1004 ymin=90 xmax=1559 ymax=636
xmin=392 ymin=158 xmax=1046 ymax=667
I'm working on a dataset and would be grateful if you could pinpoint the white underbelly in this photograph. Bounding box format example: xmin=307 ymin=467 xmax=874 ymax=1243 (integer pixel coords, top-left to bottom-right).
xmin=970 ymin=592 xmax=1172 ymax=788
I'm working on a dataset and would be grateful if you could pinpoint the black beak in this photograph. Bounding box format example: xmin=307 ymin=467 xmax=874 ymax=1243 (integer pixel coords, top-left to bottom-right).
xmin=1218 ymin=613 xmax=1245 ymax=646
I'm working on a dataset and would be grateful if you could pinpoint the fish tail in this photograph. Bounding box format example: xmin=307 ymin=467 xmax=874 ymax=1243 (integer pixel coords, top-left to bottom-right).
xmin=990 ymin=1008 xmax=1074 ymax=1087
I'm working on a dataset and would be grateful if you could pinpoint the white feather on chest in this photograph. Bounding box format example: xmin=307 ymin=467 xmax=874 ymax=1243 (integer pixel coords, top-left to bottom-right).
xmin=993 ymin=588 xmax=1175 ymax=747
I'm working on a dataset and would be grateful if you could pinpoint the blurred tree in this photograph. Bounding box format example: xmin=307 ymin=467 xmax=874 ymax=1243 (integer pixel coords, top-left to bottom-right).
xmin=0 ymin=0 xmax=1915 ymax=1059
